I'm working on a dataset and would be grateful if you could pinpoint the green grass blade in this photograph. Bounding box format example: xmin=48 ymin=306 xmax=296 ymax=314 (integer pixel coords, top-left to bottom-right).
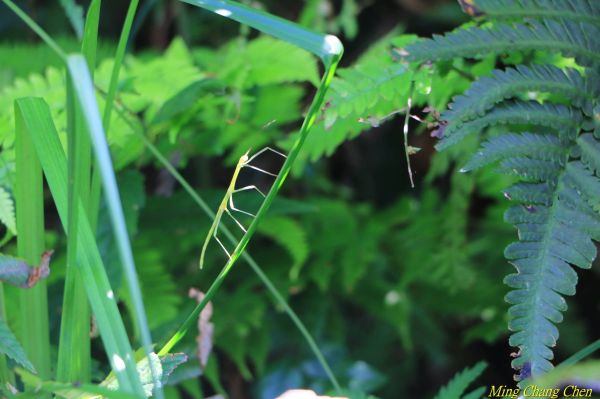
xmin=102 ymin=0 xmax=139 ymax=132
xmin=89 ymin=0 xmax=140 ymax=237
xmin=66 ymin=55 xmax=162 ymax=399
xmin=1 ymin=0 xmax=67 ymax=61
xmin=56 ymin=0 xmax=101 ymax=383
xmin=142 ymin=133 xmax=342 ymax=392
xmin=164 ymin=0 xmax=343 ymax=392
xmin=14 ymin=98 xmax=145 ymax=396
xmin=179 ymin=0 xmax=343 ymax=66
xmin=59 ymin=0 xmax=85 ymax=39
xmin=15 ymin=101 xmax=52 ymax=392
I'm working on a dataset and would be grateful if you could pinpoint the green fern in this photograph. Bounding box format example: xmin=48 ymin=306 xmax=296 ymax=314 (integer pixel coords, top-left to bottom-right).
xmin=0 ymin=317 xmax=34 ymax=372
xmin=442 ymin=65 xmax=599 ymax=128
xmin=433 ymin=361 xmax=487 ymax=399
xmin=0 ymin=187 xmax=16 ymax=235
xmin=257 ymin=216 xmax=309 ymax=281
xmin=473 ymin=0 xmax=600 ymax=27
xmin=437 ymin=101 xmax=583 ymax=150
xmin=404 ymin=19 xmax=600 ymax=68
xmin=404 ymin=0 xmax=600 ymax=382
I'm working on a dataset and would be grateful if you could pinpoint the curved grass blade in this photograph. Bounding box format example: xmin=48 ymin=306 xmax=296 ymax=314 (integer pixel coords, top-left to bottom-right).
xmin=67 ymin=55 xmax=162 ymax=399
xmin=14 ymin=98 xmax=145 ymax=396
xmin=163 ymin=2 xmax=344 ymax=392
xmin=107 ymin=100 xmax=342 ymax=392
xmin=1 ymin=0 xmax=67 ymax=61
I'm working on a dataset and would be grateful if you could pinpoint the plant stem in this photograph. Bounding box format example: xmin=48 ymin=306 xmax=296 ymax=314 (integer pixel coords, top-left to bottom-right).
xmin=15 ymin=98 xmax=52 ymax=394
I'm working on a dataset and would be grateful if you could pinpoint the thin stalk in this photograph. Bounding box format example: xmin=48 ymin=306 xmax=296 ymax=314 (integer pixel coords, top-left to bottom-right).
xmin=89 ymin=0 xmax=142 ymax=230
xmin=103 ymin=97 xmax=342 ymax=392
xmin=137 ymin=133 xmax=341 ymax=392
xmin=402 ymin=79 xmax=416 ymax=188
xmin=160 ymin=0 xmax=343 ymax=392
xmin=1 ymin=0 xmax=67 ymax=61
xmin=558 ymin=338 xmax=600 ymax=369
xmin=15 ymin=99 xmax=52 ymax=394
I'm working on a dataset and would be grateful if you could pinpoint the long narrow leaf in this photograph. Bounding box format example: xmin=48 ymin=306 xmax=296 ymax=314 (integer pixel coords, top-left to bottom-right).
xmin=15 ymin=100 xmax=52 ymax=388
xmin=56 ymin=0 xmax=101 ymax=383
xmin=14 ymin=98 xmax=145 ymax=396
xmin=66 ymin=55 xmax=161 ymax=398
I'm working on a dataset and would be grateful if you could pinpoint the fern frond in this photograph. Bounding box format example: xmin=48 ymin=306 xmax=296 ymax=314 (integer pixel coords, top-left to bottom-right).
xmin=330 ymin=63 xmax=409 ymax=118
xmin=474 ymin=0 xmax=600 ymax=28
xmin=404 ymin=20 xmax=600 ymax=67
xmin=433 ymin=361 xmax=487 ymax=399
xmin=502 ymin=161 xmax=600 ymax=380
xmin=565 ymin=161 xmax=600 ymax=212
xmin=444 ymin=65 xmax=597 ymax=128
xmin=257 ymin=216 xmax=309 ymax=281
xmin=462 ymin=132 xmax=565 ymax=172
xmin=577 ymin=133 xmax=600 ymax=175
xmin=0 ymin=317 xmax=35 ymax=372
xmin=437 ymin=101 xmax=581 ymax=150
xmin=0 ymin=187 xmax=17 ymax=235
xmin=498 ymin=157 xmax=562 ymax=181
xmin=503 ymin=183 xmax=552 ymax=205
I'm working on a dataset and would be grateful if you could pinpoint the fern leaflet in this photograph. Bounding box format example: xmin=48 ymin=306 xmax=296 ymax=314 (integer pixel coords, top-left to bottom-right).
xmin=404 ymin=19 xmax=600 ymax=68
xmin=433 ymin=361 xmax=487 ymax=399
xmin=0 ymin=317 xmax=35 ymax=372
xmin=443 ymin=65 xmax=598 ymax=128
xmin=437 ymin=101 xmax=582 ymax=150
xmin=0 ymin=187 xmax=16 ymax=235
xmin=473 ymin=0 xmax=600 ymax=27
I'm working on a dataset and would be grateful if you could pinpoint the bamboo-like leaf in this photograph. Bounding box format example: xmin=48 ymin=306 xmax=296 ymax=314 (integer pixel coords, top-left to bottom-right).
xmin=15 ymin=95 xmax=52 ymax=386
xmin=0 ymin=318 xmax=34 ymax=373
xmin=66 ymin=55 xmax=160 ymax=397
xmin=14 ymin=97 xmax=145 ymax=395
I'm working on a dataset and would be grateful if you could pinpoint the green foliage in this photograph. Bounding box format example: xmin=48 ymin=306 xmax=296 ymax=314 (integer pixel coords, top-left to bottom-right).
xmin=0 ymin=317 xmax=34 ymax=372
xmin=433 ymin=361 xmax=487 ymax=399
xmin=405 ymin=0 xmax=600 ymax=382
xmin=405 ymin=19 xmax=600 ymax=68
xmin=472 ymin=0 xmax=600 ymax=26
xmin=0 ymin=187 xmax=16 ymax=235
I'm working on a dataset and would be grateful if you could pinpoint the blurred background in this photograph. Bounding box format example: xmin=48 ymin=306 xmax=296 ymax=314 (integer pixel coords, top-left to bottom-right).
xmin=0 ymin=0 xmax=598 ymax=398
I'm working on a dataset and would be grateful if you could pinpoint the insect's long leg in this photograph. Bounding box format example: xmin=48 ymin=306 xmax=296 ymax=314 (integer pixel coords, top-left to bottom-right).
xmin=243 ymin=164 xmax=278 ymax=176
xmin=225 ymin=208 xmax=247 ymax=233
xmin=229 ymin=186 xmax=264 ymax=217
xmin=213 ymin=229 xmax=230 ymax=258
xmin=245 ymin=146 xmax=287 ymax=164
xmin=233 ymin=185 xmax=266 ymax=196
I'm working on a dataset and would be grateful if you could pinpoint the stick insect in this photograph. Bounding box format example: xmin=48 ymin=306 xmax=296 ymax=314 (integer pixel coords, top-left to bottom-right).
xmin=199 ymin=147 xmax=287 ymax=269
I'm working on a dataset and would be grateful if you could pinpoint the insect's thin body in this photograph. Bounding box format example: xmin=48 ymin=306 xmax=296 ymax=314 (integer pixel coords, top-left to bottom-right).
xmin=199 ymin=147 xmax=285 ymax=269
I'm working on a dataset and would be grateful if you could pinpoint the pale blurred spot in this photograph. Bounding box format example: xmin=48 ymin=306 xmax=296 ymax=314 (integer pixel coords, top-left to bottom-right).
xmin=276 ymin=389 xmax=348 ymax=399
